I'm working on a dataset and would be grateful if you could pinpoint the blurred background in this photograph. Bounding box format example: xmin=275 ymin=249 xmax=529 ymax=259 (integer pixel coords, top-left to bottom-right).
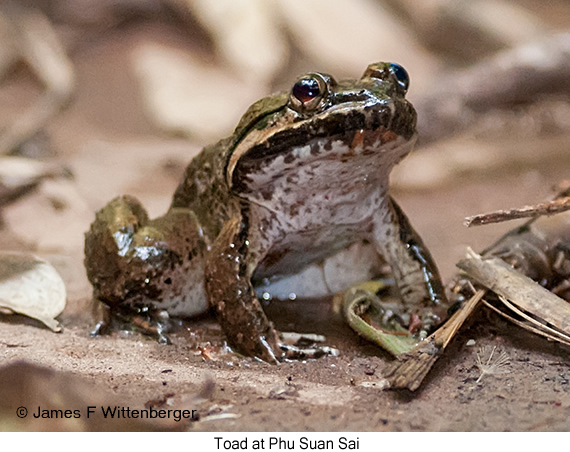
xmin=0 ymin=0 xmax=569 ymax=297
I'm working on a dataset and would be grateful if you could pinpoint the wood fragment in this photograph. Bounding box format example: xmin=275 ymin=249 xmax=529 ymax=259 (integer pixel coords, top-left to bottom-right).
xmin=465 ymin=197 xmax=570 ymax=227
xmin=383 ymin=289 xmax=485 ymax=391
xmin=457 ymin=250 xmax=570 ymax=335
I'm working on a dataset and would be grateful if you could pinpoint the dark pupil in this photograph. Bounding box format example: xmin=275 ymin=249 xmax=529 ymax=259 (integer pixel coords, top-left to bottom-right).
xmin=292 ymin=78 xmax=321 ymax=103
xmin=389 ymin=63 xmax=409 ymax=90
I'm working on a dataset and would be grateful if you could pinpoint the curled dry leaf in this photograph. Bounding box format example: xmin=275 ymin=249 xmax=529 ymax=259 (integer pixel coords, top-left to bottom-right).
xmin=0 ymin=252 xmax=66 ymax=332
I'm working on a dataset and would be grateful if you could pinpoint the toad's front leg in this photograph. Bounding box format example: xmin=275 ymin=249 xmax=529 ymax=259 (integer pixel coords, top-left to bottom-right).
xmin=346 ymin=198 xmax=448 ymax=349
xmin=205 ymin=216 xmax=283 ymax=363
xmin=375 ymin=198 xmax=447 ymax=319
xmin=206 ymin=216 xmax=338 ymax=363
xmin=343 ymin=198 xmax=448 ymax=356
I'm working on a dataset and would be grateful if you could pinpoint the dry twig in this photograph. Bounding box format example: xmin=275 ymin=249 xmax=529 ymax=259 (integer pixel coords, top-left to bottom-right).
xmin=465 ymin=197 xmax=570 ymax=227
xmin=457 ymin=250 xmax=570 ymax=335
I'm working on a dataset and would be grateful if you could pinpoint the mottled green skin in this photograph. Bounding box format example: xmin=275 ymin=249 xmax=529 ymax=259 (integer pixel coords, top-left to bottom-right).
xmin=84 ymin=63 xmax=447 ymax=362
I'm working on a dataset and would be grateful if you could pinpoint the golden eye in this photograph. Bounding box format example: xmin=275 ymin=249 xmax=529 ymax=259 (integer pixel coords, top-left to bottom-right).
xmin=289 ymin=73 xmax=329 ymax=113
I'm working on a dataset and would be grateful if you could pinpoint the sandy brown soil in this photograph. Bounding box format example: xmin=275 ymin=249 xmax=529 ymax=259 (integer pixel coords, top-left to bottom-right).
xmin=2 ymin=21 xmax=570 ymax=432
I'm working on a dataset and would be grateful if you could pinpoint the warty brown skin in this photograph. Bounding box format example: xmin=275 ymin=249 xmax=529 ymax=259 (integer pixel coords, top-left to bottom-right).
xmin=84 ymin=62 xmax=447 ymax=362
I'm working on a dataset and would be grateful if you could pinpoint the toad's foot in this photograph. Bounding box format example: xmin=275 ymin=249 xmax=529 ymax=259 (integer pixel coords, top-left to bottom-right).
xmin=279 ymin=332 xmax=339 ymax=360
xmin=91 ymin=304 xmax=172 ymax=344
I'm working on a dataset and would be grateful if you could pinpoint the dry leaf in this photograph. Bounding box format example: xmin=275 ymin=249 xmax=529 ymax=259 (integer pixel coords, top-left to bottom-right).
xmin=0 ymin=157 xmax=67 ymax=207
xmin=183 ymin=0 xmax=287 ymax=85
xmin=132 ymin=43 xmax=261 ymax=141
xmin=0 ymin=2 xmax=74 ymax=154
xmin=0 ymin=156 xmax=63 ymax=186
xmin=0 ymin=253 xmax=66 ymax=331
xmin=0 ymin=156 xmax=66 ymax=204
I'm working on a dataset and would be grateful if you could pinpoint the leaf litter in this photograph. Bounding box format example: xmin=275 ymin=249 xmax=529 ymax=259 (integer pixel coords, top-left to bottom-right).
xmin=0 ymin=252 xmax=66 ymax=332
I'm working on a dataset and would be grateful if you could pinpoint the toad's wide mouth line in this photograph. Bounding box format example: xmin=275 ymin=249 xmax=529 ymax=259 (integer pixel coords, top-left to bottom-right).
xmin=245 ymin=106 xmax=396 ymax=158
xmin=229 ymin=133 xmax=416 ymax=199
xmin=227 ymin=102 xmax=417 ymax=187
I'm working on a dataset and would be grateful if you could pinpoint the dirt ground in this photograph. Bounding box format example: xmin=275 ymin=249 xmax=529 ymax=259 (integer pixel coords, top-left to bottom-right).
xmin=2 ymin=18 xmax=570 ymax=432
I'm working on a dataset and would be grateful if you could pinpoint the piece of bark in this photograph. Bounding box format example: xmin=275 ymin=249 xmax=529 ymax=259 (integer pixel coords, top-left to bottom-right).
xmin=457 ymin=251 xmax=570 ymax=335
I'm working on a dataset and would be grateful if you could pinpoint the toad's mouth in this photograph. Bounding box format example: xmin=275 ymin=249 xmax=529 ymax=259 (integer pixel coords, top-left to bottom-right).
xmin=229 ymin=100 xmax=416 ymax=192
xmin=230 ymin=135 xmax=416 ymax=209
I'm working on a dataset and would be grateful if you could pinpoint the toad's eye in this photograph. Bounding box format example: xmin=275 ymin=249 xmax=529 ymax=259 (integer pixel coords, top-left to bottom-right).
xmin=389 ymin=63 xmax=410 ymax=92
xmin=289 ymin=73 xmax=330 ymax=113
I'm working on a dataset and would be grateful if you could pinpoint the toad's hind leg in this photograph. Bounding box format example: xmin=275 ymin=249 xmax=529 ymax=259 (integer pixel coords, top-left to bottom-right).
xmin=84 ymin=195 xmax=209 ymax=332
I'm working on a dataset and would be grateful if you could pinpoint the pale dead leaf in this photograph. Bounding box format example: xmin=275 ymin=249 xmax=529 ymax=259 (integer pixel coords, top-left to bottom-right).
xmin=276 ymin=0 xmax=439 ymax=91
xmin=0 ymin=156 xmax=68 ymax=207
xmin=132 ymin=43 xmax=261 ymax=141
xmin=0 ymin=253 xmax=66 ymax=331
xmin=183 ymin=0 xmax=287 ymax=85
xmin=0 ymin=156 xmax=64 ymax=188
